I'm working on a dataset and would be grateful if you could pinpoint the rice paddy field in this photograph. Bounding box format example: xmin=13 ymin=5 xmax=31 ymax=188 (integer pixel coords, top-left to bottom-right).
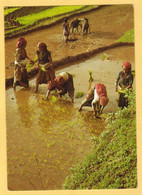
xmin=4 ymin=4 xmax=136 ymax=191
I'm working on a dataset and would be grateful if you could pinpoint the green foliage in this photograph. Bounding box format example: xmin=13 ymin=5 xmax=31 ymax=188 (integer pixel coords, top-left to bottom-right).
xmin=131 ymin=70 xmax=135 ymax=78
xmin=41 ymin=66 xmax=47 ymax=72
xmin=88 ymin=71 xmax=94 ymax=82
xmin=26 ymin=62 xmax=34 ymax=69
xmin=71 ymin=73 xmax=75 ymax=78
xmin=4 ymin=7 xmax=20 ymax=16
xmin=50 ymin=96 xmax=57 ymax=104
xmin=16 ymin=6 xmax=87 ymax=26
xmin=5 ymin=5 xmax=97 ymax=37
xmin=101 ymin=53 xmax=109 ymax=60
xmin=75 ymin=92 xmax=84 ymax=98
xmin=116 ymin=29 xmax=134 ymax=43
xmin=63 ymin=90 xmax=137 ymax=189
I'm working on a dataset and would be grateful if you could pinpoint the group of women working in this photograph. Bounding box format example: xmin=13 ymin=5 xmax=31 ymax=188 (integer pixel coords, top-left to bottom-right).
xmin=13 ymin=37 xmax=134 ymax=117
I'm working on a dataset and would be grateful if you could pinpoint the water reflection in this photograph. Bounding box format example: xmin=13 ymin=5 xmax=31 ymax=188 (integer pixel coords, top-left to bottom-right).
xmin=14 ymin=90 xmax=33 ymax=128
xmin=7 ymin=88 xmax=106 ymax=190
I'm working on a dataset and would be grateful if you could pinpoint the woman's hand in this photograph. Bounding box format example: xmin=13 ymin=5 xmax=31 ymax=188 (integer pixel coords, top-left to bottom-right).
xmin=115 ymin=86 xmax=118 ymax=92
xmin=29 ymin=60 xmax=34 ymax=64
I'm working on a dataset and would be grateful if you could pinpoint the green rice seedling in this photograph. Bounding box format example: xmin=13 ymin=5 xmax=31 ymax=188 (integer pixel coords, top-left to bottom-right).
xmin=131 ymin=70 xmax=135 ymax=78
xmin=101 ymin=53 xmax=108 ymax=60
xmin=26 ymin=62 xmax=34 ymax=69
xmin=41 ymin=66 xmax=47 ymax=72
xmin=71 ymin=73 xmax=75 ymax=77
xmin=88 ymin=70 xmax=94 ymax=82
xmin=34 ymin=55 xmax=38 ymax=62
xmin=75 ymin=92 xmax=84 ymax=98
xmin=50 ymin=96 xmax=57 ymax=104
xmin=70 ymin=133 xmax=75 ymax=139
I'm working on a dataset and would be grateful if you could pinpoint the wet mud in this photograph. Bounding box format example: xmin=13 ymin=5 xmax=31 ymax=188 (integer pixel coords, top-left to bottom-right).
xmin=6 ymin=89 xmax=106 ymax=190
xmin=5 ymin=4 xmax=134 ymax=79
xmin=5 ymin=4 xmax=135 ymax=190
xmin=6 ymin=48 xmax=135 ymax=190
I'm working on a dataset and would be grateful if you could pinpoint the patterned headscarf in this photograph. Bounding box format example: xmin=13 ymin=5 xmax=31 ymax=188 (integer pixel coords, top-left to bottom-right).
xmin=16 ymin=37 xmax=27 ymax=48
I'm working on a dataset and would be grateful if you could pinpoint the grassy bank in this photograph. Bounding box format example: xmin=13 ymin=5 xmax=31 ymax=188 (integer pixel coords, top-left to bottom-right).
xmin=4 ymin=7 xmax=20 ymax=16
xmin=4 ymin=5 xmax=97 ymax=37
xmin=116 ymin=29 xmax=134 ymax=43
xmin=63 ymin=90 xmax=137 ymax=189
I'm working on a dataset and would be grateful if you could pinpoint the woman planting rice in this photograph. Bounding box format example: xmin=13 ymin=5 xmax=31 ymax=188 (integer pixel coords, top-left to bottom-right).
xmin=78 ymin=83 xmax=109 ymax=117
xmin=46 ymin=72 xmax=74 ymax=102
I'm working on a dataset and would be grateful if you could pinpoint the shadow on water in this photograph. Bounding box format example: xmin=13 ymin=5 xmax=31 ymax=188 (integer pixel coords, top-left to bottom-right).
xmin=6 ymin=88 xmax=106 ymax=190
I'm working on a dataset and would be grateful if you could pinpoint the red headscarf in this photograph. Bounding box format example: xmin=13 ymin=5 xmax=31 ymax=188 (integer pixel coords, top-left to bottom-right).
xmin=95 ymin=83 xmax=107 ymax=97
xmin=100 ymin=96 xmax=109 ymax=107
xmin=47 ymin=76 xmax=65 ymax=90
xmin=123 ymin=62 xmax=131 ymax=70
xmin=47 ymin=80 xmax=56 ymax=90
xmin=16 ymin=37 xmax=27 ymax=48
xmin=95 ymin=83 xmax=109 ymax=108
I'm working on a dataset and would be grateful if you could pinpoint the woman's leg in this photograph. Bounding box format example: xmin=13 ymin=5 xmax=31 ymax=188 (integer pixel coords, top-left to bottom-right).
xmin=46 ymin=89 xmax=50 ymax=99
xmin=13 ymin=65 xmax=27 ymax=90
xmin=78 ymin=99 xmax=92 ymax=111
xmin=35 ymin=70 xmax=43 ymax=92
xmin=21 ymin=67 xmax=29 ymax=87
xmin=92 ymin=89 xmax=100 ymax=117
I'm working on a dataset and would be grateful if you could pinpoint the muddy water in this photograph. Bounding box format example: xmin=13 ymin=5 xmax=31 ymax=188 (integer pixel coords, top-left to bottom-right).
xmin=6 ymin=90 xmax=105 ymax=190
xmin=6 ymin=53 xmax=135 ymax=190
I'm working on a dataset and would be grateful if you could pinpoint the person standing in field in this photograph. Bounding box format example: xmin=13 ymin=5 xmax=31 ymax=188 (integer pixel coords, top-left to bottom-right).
xmin=13 ymin=37 xmax=33 ymax=90
xmin=78 ymin=83 xmax=109 ymax=117
xmin=115 ymin=62 xmax=133 ymax=108
xmin=62 ymin=18 xmax=70 ymax=43
xmin=35 ymin=42 xmax=55 ymax=92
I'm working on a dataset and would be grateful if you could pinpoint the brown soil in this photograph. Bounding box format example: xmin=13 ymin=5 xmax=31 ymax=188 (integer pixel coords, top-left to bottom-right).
xmin=5 ymin=4 xmax=134 ymax=80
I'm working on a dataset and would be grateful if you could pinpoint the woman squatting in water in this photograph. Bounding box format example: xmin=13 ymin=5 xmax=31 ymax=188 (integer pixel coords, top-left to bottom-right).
xmin=78 ymin=83 xmax=109 ymax=117
xmin=46 ymin=72 xmax=75 ymax=102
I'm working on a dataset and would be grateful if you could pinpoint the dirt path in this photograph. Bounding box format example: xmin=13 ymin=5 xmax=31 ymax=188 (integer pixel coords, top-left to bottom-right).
xmin=5 ymin=4 xmax=134 ymax=79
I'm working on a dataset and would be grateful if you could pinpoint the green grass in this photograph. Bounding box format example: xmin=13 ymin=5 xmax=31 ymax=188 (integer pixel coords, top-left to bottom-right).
xmin=17 ymin=6 xmax=87 ymax=26
xmin=63 ymin=90 xmax=137 ymax=189
xmin=4 ymin=7 xmax=20 ymax=16
xmin=5 ymin=5 xmax=97 ymax=37
xmin=116 ymin=29 xmax=134 ymax=43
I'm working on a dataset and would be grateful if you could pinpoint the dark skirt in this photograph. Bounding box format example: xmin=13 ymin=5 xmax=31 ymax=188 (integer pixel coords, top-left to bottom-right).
xmin=118 ymin=93 xmax=128 ymax=108
xmin=36 ymin=66 xmax=55 ymax=85
xmin=21 ymin=68 xmax=29 ymax=86
xmin=60 ymin=73 xmax=75 ymax=99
